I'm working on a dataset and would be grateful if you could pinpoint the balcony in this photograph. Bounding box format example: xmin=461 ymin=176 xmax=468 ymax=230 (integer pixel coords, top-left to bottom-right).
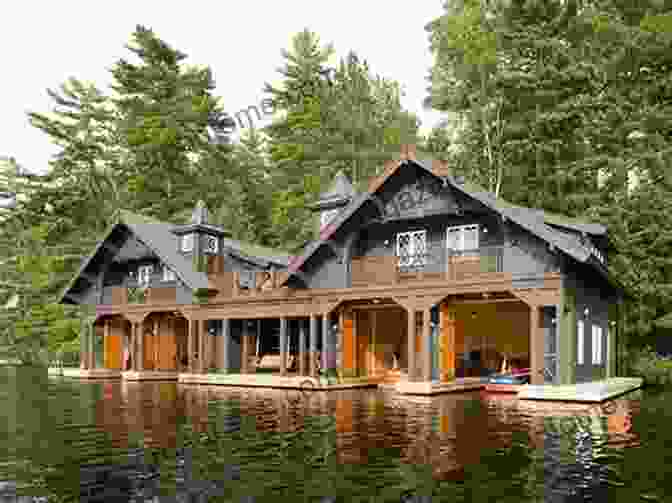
xmin=351 ymin=245 xmax=505 ymax=288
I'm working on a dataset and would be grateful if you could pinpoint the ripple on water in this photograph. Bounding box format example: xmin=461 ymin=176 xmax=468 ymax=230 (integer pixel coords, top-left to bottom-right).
xmin=0 ymin=368 xmax=665 ymax=501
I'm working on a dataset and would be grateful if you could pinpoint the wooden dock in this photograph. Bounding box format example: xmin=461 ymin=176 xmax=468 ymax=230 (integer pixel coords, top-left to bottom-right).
xmin=517 ymin=377 xmax=643 ymax=402
xmin=178 ymin=372 xmax=378 ymax=391
xmin=47 ymin=367 xmax=121 ymax=379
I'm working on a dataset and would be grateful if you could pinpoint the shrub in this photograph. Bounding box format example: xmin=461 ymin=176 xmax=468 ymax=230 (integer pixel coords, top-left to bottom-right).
xmin=630 ymin=346 xmax=672 ymax=386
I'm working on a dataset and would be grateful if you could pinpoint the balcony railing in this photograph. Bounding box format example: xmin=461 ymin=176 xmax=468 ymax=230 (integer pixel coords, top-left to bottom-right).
xmin=351 ymin=245 xmax=505 ymax=287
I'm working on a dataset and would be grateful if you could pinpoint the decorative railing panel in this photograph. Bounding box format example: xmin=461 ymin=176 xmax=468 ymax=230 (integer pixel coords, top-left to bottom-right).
xmin=351 ymin=245 xmax=505 ymax=287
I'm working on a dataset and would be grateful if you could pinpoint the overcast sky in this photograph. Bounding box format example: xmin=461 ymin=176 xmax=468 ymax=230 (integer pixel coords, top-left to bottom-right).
xmin=1 ymin=1 xmax=447 ymax=175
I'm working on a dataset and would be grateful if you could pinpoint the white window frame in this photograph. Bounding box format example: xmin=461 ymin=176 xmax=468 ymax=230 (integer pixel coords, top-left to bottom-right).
xmin=396 ymin=230 xmax=428 ymax=267
xmin=577 ymin=320 xmax=584 ymax=365
xmin=446 ymin=224 xmax=479 ymax=252
xmin=204 ymin=234 xmax=219 ymax=254
xmin=181 ymin=233 xmax=194 ymax=252
xmin=162 ymin=265 xmax=176 ymax=282
xmin=592 ymin=325 xmax=603 ymax=365
xmin=138 ymin=265 xmax=153 ymax=287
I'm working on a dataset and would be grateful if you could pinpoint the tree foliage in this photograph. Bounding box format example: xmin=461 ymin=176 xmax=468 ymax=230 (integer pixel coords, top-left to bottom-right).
xmin=427 ymin=0 xmax=672 ymax=343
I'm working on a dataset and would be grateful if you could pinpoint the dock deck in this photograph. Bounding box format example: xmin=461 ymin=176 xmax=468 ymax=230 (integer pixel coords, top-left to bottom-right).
xmin=517 ymin=377 xmax=644 ymax=402
xmin=46 ymin=367 xmax=644 ymax=402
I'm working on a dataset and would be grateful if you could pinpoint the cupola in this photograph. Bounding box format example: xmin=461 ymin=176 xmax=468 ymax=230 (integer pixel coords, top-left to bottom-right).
xmin=309 ymin=170 xmax=355 ymax=237
xmin=171 ymin=201 xmax=231 ymax=269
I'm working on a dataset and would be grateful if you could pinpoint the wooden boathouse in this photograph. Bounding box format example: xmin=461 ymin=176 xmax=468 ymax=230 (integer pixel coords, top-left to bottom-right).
xmin=58 ymin=145 xmax=638 ymax=398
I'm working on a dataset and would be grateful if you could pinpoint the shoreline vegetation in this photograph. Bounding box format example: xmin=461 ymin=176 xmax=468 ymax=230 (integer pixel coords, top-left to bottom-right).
xmin=2 ymin=5 xmax=672 ymax=373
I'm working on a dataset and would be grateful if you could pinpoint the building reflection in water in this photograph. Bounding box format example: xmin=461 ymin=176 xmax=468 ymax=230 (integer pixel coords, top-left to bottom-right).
xmin=91 ymin=382 xmax=639 ymax=501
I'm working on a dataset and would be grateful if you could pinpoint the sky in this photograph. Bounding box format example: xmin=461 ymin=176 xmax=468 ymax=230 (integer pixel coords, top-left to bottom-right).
xmin=1 ymin=0 xmax=448 ymax=175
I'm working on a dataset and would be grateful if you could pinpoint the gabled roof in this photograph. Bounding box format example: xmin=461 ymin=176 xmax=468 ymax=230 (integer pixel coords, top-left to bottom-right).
xmin=59 ymin=211 xmax=291 ymax=304
xmin=285 ymin=156 xmax=609 ymax=284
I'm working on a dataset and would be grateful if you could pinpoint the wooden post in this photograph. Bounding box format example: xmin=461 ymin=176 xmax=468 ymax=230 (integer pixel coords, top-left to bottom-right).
xmin=103 ymin=320 xmax=109 ymax=369
xmin=241 ymin=320 xmax=249 ymax=374
xmin=299 ymin=318 xmax=307 ymax=376
xmin=222 ymin=318 xmax=230 ymax=373
xmin=280 ymin=317 xmax=288 ymax=377
xmin=323 ymin=313 xmax=331 ymax=375
xmin=131 ymin=322 xmax=138 ymax=371
xmin=309 ymin=314 xmax=318 ymax=378
xmin=153 ymin=319 xmax=159 ymax=371
xmin=137 ymin=322 xmax=144 ymax=372
xmin=423 ymin=307 xmax=432 ymax=382
xmin=89 ymin=322 xmax=96 ymax=369
xmin=407 ymin=308 xmax=416 ymax=382
xmin=337 ymin=309 xmax=344 ymax=377
xmin=530 ymin=304 xmax=543 ymax=385
xmin=199 ymin=320 xmax=206 ymax=373
xmin=187 ymin=318 xmax=193 ymax=373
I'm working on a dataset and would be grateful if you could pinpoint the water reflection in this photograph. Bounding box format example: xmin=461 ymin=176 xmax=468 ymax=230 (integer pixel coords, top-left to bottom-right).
xmin=0 ymin=367 xmax=650 ymax=502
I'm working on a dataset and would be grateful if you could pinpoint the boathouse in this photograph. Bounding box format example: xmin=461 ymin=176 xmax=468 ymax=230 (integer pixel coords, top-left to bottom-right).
xmin=59 ymin=145 xmax=628 ymax=395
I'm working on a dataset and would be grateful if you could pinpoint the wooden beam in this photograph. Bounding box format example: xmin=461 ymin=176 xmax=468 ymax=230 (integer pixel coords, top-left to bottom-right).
xmin=309 ymin=314 xmax=318 ymax=378
xmin=422 ymin=307 xmax=432 ymax=382
xmin=407 ymin=308 xmax=416 ymax=382
xmin=280 ymin=317 xmax=288 ymax=377
xmin=530 ymin=305 xmax=544 ymax=385
xmin=222 ymin=319 xmax=231 ymax=373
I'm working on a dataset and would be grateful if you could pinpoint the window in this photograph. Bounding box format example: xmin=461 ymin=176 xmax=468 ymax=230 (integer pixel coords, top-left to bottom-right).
xmin=592 ymin=325 xmax=603 ymax=365
xmin=162 ymin=265 xmax=176 ymax=282
xmin=446 ymin=224 xmax=479 ymax=252
xmin=204 ymin=235 xmax=219 ymax=254
xmin=577 ymin=320 xmax=584 ymax=365
xmin=396 ymin=230 xmax=427 ymax=267
xmin=138 ymin=265 xmax=152 ymax=286
xmin=181 ymin=233 xmax=194 ymax=252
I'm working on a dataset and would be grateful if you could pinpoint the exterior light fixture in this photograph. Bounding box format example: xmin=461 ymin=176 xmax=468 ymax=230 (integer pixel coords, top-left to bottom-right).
xmin=471 ymin=311 xmax=477 ymax=319
xmin=584 ymin=307 xmax=590 ymax=317
xmin=551 ymin=317 xmax=557 ymax=325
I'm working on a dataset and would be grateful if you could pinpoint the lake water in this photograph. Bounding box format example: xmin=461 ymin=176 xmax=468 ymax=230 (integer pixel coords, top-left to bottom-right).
xmin=0 ymin=366 xmax=667 ymax=502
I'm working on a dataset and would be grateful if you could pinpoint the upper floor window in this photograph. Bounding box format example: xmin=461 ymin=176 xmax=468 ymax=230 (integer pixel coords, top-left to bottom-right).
xmin=162 ymin=265 xmax=176 ymax=282
xmin=204 ymin=235 xmax=219 ymax=254
xmin=138 ymin=265 xmax=153 ymax=286
xmin=396 ymin=230 xmax=427 ymax=267
xmin=181 ymin=233 xmax=194 ymax=252
xmin=446 ymin=224 xmax=479 ymax=252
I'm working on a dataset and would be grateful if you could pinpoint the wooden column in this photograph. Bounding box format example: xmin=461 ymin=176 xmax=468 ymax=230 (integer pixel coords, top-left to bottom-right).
xmin=187 ymin=318 xmax=194 ymax=373
xmin=423 ymin=308 xmax=432 ymax=382
xmin=337 ymin=309 xmax=344 ymax=375
xmin=323 ymin=314 xmax=331 ymax=373
xmin=199 ymin=320 xmax=207 ymax=374
xmin=241 ymin=320 xmax=249 ymax=374
xmin=137 ymin=322 xmax=144 ymax=371
xmin=130 ymin=323 xmax=137 ymax=371
xmin=309 ymin=314 xmax=318 ymax=378
xmin=89 ymin=322 xmax=96 ymax=369
xmin=279 ymin=317 xmax=288 ymax=377
xmin=299 ymin=318 xmax=307 ymax=376
xmin=103 ymin=320 xmax=109 ymax=369
xmin=222 ymin=318 xmax=230 ymax=373
xmin=153 ymin=319 xmax=159 ymax=371
xmin=407 ymin=308 xmax=416 ymax=382
xmin=530 ymin=304 xmax=543 ymax=385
